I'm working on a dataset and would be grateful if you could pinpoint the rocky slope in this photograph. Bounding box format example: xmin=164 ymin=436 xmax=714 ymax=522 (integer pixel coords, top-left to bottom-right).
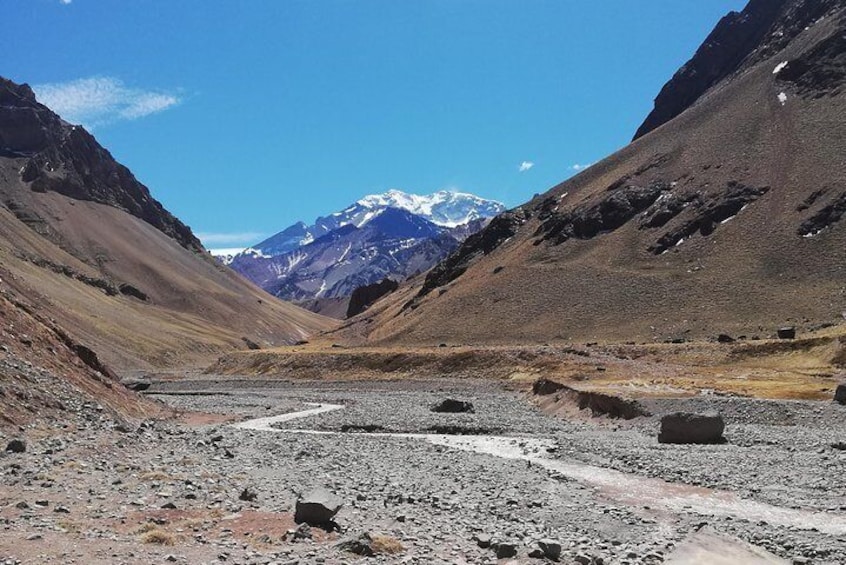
xmin=0 ymin=75 xmax=332 ymax=376
xmin=225 ymin=190 xmax=503 ymax=317
xmin=343 ymin=0 xmax=846 ymax=345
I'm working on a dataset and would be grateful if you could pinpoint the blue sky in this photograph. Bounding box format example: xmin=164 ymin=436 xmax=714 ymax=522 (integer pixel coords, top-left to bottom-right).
xmin=7 ymin=0 xmax=746 ymax=249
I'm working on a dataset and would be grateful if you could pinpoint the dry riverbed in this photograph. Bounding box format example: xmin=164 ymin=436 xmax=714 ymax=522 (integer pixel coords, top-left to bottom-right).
xmin=2 ymin=377 xmax=845 ymax=564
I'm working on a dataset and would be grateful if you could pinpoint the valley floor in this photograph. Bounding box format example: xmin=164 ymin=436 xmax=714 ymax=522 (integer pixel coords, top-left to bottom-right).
xmin=1 ymin=377 xmax=845 ymax=564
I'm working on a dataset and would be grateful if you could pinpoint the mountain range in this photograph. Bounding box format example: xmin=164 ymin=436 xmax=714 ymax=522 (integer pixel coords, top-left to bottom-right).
xmin=220 ymin=189 xmax=504 ymax=317
xmin=340 ymin=0 xmax=846 ymax=345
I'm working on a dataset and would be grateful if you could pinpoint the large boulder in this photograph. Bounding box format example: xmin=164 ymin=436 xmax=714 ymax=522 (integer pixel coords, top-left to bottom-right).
xmin=835 ymin=383 xmax=846 ymax=404
xmin=294 ymin=488 xmax=343 ymax=526
xmin=658 ymin=412 xmax=725 ymax=444
xmin=431 ymin=398 xmax=475 ymax=413
xmin=121 ymin=377 xmax=151 ymax=392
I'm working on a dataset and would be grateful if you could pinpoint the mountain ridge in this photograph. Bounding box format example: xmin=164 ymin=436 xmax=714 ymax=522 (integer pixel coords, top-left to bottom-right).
xmin=340 ymin=0 xmax=846 ymax=345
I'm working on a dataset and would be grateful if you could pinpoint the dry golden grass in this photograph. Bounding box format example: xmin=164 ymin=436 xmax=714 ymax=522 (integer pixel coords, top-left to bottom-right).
xmin=139 ymin=528 xmax=175 ymax=546
xmin=138 ymin=470 xmax=174 ymax=482
xmin=370 ymin=534 xmax=405 ymax=555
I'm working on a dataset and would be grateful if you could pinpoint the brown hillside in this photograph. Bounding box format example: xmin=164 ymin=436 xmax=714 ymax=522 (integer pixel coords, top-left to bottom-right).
xmin=0 ymin=77 xmax=334 ymax=372
xmin=343 ymin=0 xmax=846 ymax=346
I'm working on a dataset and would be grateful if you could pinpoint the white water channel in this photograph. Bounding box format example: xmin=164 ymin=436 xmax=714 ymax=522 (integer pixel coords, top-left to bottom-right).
xmin=232 ymin=403 xmax=846 ymax=536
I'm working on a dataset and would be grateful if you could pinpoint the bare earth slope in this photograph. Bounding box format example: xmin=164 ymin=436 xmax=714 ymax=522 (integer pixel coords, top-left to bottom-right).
xmin=0 ymin=77 xmax=333 ymax=372
xmin=347 ymin=0 xmax=846 ymax=346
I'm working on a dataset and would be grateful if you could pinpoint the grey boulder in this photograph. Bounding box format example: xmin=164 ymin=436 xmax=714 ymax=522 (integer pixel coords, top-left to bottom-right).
xmin=294 ymin=487 xmax=343 ymax=525
xmin=658 ymin=412 xmax=725 ymax=444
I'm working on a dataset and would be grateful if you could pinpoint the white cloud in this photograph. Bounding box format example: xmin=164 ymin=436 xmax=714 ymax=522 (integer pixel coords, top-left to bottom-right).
xmin=60 ymin=0 xmax=72 ymax=4
xmin=196 ymin=232 xmax=265 ymax=247
xmin=570 ymin=163 xmax=593 ymax=172
xmin=32 ymin=76 xmax=181 ymax=128
xmin=518 ymin=161 xmax=534 ymax=172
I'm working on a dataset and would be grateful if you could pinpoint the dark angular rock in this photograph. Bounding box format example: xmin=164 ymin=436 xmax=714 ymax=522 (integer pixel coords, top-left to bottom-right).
xmin=658 ymin=412 xmax=725 ymax=444
xmin=494 ymin=542 xmax=518 ymax=558
xmin=5 ymin=439 xmax=26 ymax=453
xmin=430 ymin=398 xmax=475 ymax=413
xmin=777 ymin=326 xmax=796 ymax=339
xmin=294 ymin=487 xmax=343 ymax=526
xmin=717 ymin=334 xmax=736 ymax=343
xmin=834 ymin=383 xmax=846 ymax=404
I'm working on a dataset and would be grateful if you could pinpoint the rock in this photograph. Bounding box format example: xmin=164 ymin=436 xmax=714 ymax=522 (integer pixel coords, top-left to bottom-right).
xmin=777 ymin=326 xmax=796 ymax=339
xmin=574 ymin=555 xmax=591 ymax=565
xmin=347 ymin=278 xmax=399 ymax=318
xmin=658 ymin=412 xmax=725 ymax=444
xmin=292 ymin=523 xmax=312 ymax=541
xmin=494 ymin=542 xmax=518 ymax=558
xmin=430 ymin=399 xmax=475 ymax=413
xmin=538 ymin=539 xmax=562 ymax=561
xmin=5 ymin=439 xmax=26 ymax=453
xmin=834 ymin=383 xmax=846 ymax=404
xmin=121 ymin=377 xmax=151 ymax=392
xmin=239 ymin=488 xmax=257 ymax=502
xmin=528 ymin=548 xmax=545 ymax=559
xmin=716 ymin=333 xmax=735 ymax=343
xmin=475 ymin=534 xmax=492 ymax=549
xmin=294 ymin=487 xmax=343 ymax=526
xmin=337 ymin=533 xmax=403 ymax=556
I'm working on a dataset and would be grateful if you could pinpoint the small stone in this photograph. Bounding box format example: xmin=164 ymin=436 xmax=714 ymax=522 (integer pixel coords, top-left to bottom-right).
xmin=25 ymin=534 xmax=41 ymax=541
xmin=475 ymin=534 xmax=492 ymax=549
xmin=538 ymin=539 xmax=562 ymax=561
xmin=239 ymin=488 xmax=257 ymax=502
xmin=494 ymin=542 xmax=518 ymax=558
xmin=5 ymin=439 xmax=26 ymax=453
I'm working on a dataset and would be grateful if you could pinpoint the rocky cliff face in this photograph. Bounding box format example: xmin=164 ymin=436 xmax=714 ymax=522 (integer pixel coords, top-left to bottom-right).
xmin=633 ymin=0 xmax=838 ymax=140
xmin=0 ymin=77 xmax=202 ymax=252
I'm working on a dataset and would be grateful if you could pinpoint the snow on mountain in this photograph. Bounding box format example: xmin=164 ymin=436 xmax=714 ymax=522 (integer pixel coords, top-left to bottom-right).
xmin=224 ymin=189 xmax=505 ymax=317
xmin=251 ymin=189 xmax=505 ymax=257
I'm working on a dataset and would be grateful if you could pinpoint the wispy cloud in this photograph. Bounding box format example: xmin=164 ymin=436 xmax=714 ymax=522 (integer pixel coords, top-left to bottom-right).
xmin=518 ymin=161 xmax=535 ymax=173
xmin=32 ymin=76 xmax=181 ymax=128
xmin=60 ymin=0 xmax=72 ymax=4
xmin=196 ymin=231 xmax=265 ymax=247
xmin=570 ymin=163 xmax=593 ymax=172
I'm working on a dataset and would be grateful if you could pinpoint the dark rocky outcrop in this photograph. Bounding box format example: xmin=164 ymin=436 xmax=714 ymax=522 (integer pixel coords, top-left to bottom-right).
xmin=346 ymin=278 xmax=399 ymax=318
xmin=834 ymin=383 xmax=846 ymax=404
xmin=658 ymin=412 xmax=726 ymax=444
xmin=0 ymin=77 xmax=203 ymax=252
xmin=648 ymin=182 xmax=770 ymax=254
xmin=776 ymin=31 xmax=846 ymax=97
xmin=410 ymin=209 xmax=528 ymax=302
xmin=797 ymin=189 xmax=846 ymax=237
xmin=430 ymin=398 xmax=475 ymax=413
xmin=536 ymin=181 xmax=669 ymax=245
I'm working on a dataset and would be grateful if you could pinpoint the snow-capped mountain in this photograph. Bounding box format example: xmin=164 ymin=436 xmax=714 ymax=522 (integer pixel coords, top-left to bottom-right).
xmin=251 ymin=189 xmax=505 ymax=256
xmin=225 ymin=189 xmax=505 ymax=317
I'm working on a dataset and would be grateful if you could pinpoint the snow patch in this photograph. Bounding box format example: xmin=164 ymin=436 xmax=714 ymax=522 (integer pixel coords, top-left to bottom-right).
xmin=773 ymin=61 xmax=789 ymax=75
xmin=778 ymin=92 xmax=788 ymax=105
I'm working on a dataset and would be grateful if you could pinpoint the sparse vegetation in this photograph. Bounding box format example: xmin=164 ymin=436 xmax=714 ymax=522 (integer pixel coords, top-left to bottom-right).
xmin=139 ymin=528 xmax=176 ymax=546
